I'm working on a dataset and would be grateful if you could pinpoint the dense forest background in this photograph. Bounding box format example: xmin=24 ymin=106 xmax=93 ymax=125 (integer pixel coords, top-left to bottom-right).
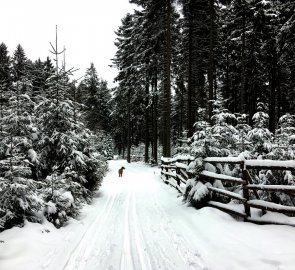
xmin=112 ymin=0 xmax=295 ymax=162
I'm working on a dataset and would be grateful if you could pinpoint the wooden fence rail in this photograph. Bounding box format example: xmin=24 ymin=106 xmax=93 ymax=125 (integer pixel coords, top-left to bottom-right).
xmin=161 ymin=156 xmax=295 ymax=226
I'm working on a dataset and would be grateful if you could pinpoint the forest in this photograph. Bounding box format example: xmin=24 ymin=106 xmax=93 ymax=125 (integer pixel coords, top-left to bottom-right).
xmin=112 ymin=0 xmax=295 ymax=163
xmin=0 ymin=38 xmax=113 ymax=230
xmin=0 ymin=0 xmax=295 ymax=231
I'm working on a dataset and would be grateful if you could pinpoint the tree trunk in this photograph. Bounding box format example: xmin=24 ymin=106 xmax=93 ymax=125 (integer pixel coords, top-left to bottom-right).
xmin=240 ymin=4 xmax=246 ymax=114
xmin=187 ymin=2 xmax=194 ymax=137
xmin=152 ymin=65 xmax=158 ymax=164
xmin=127 ymin=89 xmax=131 ymax=163
xmin=178 ymin=79 xmax=185 ymax=137
xmin=277 ymin=68 xmax=281 ymax=119
xmin=208 ymin=0 xmax=215 ymax=122
xmin=144 ymin=78 xmax=150 ymax=163
xmin=269 ymin=49 xmax=277 ymax=133
xmin=163 ymin=0 xmax=171 ymax=157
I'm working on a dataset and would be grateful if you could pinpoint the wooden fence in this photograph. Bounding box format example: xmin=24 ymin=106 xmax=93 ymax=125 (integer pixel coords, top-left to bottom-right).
xmin=161 ymin=156 xmax=295 ymax=226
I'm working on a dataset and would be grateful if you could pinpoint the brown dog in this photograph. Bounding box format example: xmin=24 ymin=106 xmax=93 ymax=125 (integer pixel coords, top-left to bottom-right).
xmin=118 ymin=166 xmax=125 ymax=177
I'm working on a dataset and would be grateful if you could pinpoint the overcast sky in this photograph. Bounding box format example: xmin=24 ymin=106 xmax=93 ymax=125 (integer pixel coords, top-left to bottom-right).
xmin=0 ymin=0 xmax=136 ymax=87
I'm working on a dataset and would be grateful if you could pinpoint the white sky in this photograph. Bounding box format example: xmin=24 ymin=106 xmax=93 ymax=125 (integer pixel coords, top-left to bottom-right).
xmin=0 ymin=0 xmax=136 ymax=87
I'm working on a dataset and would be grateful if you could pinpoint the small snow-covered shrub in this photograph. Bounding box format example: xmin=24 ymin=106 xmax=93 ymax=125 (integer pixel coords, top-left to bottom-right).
xmin=183 ymin=178 xmax=196 ymax=201
xmin=0 ymin=176 xmax=43 ymax=231
xmin=41 ymin=172 xmax=85 ymax=227
xmin=184 ymin=179 xmax=211 ymax=208
xmin=43 ymin=191 xmax=75 ymax=228
xmin=187 ymin=159 xmax=199 ymax=175
xmin=211 ymin=180 xmax=229 ymax=203
xmin=204 ymin=162 xmax=216 ymax=173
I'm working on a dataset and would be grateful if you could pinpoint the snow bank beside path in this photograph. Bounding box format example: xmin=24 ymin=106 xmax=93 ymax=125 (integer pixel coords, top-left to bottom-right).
xmin=1 ymin=160 xmax=295 ymax=270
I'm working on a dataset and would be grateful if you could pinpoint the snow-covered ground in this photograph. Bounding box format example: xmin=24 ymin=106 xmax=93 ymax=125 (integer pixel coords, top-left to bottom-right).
xmin=1 ymin=160 xmax=295 ymax=270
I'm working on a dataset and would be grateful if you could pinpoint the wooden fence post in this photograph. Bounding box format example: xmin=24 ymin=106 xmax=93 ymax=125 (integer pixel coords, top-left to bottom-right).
xmin=161 ymin=160 xmax=166 ymax=182
xmin=176 ymin=166 xmax=180 ymax=186
xmin=165 ymin=162 xmax=169 ymax=183
xmin=241 ymin=161 xmax=251 ymax=219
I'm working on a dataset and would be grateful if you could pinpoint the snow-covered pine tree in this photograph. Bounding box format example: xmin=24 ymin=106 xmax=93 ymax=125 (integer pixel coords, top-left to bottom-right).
xmin=261 ymin=113 xmax=295 ymax=206
xmin=79 ymin=63 xmax=112 ymax=133
xmin=186 ymin=101 xmax=239 ymax=206
xmin=0 ymin=43 xmax=11 ymax=90
xmin=273 ymin=113 xmax=295 ymax=160
xmin=210 ymin=99 xmax=237 ymax=156
xmin=247 ymin=102 xmax=275 ymax=203
xmin=34 ymin=29 xmax=108 ymax=227
xmin=184 ymin=108 xmax=213 ymax=205
xmin=0 ymin=72 xmax=41 ymax=231
xmin=248 ymin=101 xmax=273 ymax=158
xmin=235 ymin=113 xmax=252 ymax=155
xmin=0 ymin=43 xmax=12 ymax=158
xmin=191 ymin=100 xmax=237 ymax=160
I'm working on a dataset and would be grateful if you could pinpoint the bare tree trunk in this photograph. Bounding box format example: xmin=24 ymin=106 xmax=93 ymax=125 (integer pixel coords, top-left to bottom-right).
xmin=163 ymin=0 xmax=171 ymax=157
xmin=127 ymin=89 xmax=131 ymax=163
xmin=153 ymin=94 xmax=158 ymax=164
xmin=277 ymin=68 xmax=281 ymax=119
xmin=269 ymin=49 xmax=277 ymax=133
xmin=144 ymin=79 xmax=150 ymax=163
xmin=208 ymin=0 xmax=215 ymax=122
xmin=151 ymin=63 xmax=158 ymax=164
xmin=240 ymin=4 xmax=246 ymax=114
xmin=178 ymin=79 xmax=185 ymax=137
xmin=187 ymin=1 xmax=195 ymax=137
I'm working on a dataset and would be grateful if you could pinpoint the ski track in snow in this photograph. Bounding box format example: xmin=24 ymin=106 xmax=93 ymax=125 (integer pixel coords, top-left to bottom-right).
xmin=62 ymin=191 xmax=117 ymax=270
xmin=46 ymin=161 xmax=207 ymax=270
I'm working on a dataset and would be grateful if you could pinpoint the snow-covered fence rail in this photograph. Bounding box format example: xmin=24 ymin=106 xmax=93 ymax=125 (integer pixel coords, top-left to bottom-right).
xmin=201 ymin=158 xmax=250 ymax=219
xmin=161 ymin=156 xmax=295 ymax=226
xmin=243 ymin=160 xmax=295 ymax=224
xmin=244 ymin=160 xmax=295 ymax=171
xmin=161 ymin=156 xmax=195 ymax=194
xmin=203 ymin=158 xmax=295 ymax=222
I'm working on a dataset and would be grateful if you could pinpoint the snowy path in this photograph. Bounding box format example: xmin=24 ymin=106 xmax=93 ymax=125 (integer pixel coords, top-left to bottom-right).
xmin=1 ymin=160 xmax=295 ymax=270
xmin=58 ymin=161 xmax=208 ymax=270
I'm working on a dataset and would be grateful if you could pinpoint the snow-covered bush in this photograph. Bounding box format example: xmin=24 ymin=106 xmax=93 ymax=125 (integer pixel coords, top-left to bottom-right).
xmin=184 ymin=179 xmax=211 ymax=208
xmin=0 ymin=176 xmax=43 ymax=230
xmin=183 ymin=178 xmax=196 ymax=201
xmin=41 ymin=171 xmax=87 ymax=227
